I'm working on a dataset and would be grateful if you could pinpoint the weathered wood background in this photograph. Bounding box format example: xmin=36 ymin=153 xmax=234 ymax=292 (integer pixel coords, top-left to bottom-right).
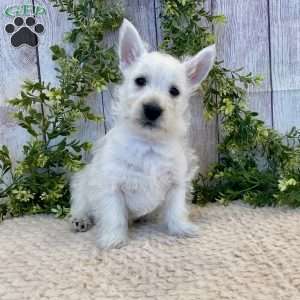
xmin=0 ymin=0 xmax=299 ymax=174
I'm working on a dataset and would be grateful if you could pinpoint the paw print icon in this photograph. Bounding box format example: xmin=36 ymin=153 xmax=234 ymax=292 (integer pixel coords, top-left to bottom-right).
xmin=5 ymin=17 xmax=44 ymax=48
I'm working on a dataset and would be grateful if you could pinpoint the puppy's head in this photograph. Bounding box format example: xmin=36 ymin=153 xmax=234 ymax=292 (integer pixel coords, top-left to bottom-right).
xmin=116 ymin=19 xmax=216 ymax=139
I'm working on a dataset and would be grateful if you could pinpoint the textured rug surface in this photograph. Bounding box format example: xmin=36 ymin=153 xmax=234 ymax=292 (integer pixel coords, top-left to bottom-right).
xmin=0 ymin=201 xmax=300 ymax=300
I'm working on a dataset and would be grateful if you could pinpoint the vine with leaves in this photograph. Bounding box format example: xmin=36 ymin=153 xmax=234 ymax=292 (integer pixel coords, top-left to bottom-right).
xmin=0 ymin=0 xmax=299 ymax=221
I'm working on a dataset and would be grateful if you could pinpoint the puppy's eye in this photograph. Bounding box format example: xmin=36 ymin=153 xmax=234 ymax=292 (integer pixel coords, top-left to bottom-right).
xmin=169 ymin=85 xmax=180 ymax=97
xmin=135 ymin=76 xmax=147 ymax=87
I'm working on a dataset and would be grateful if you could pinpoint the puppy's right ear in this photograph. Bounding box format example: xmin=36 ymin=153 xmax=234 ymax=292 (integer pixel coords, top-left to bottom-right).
xmin=183 ymin=44 xmax=216 ymax=91
xmin=119 ymin=19 xmax=146 ymax=72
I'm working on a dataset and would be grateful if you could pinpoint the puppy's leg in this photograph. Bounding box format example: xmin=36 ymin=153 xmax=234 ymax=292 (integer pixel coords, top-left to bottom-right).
xmin=70 ymin=173 xmax=93 ymax=232
xmin=162 ymin=184 xmax=198 ymax=237
xmin=70 ymin=196 xmax=93 ymax=232
xmin=95 ymin=189 xmax=128 ymax=249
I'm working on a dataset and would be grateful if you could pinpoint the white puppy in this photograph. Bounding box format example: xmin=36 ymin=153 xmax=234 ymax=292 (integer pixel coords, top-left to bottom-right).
xmin=70 ymin=19 xmax=216 ymax=249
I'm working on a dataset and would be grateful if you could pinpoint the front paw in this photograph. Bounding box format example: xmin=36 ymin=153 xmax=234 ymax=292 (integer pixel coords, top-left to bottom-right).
xmin=71 ymin=217 xmax=93 ymax=232
xmin=167 ymin=221 xmax=199 ymax=237
xmin=96 ymin=230 xmax=128 ymax=249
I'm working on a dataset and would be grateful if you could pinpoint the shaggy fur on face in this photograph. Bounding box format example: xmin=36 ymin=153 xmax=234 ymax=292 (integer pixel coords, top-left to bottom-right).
xmin=70 ymin=19 xmax=216 ymax=249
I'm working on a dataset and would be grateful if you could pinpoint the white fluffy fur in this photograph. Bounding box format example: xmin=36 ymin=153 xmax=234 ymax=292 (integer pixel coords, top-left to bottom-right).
xmin=70 ymin=19 xmax=216 ymax=249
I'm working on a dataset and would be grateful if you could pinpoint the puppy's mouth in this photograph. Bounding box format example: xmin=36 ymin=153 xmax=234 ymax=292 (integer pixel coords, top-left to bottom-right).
xmin=141 ymin=120 xmax=158 ymax=128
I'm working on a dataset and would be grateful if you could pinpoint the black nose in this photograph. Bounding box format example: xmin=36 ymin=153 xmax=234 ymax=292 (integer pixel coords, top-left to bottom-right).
xmin=143 ymin=102 xmax=163 ymax=121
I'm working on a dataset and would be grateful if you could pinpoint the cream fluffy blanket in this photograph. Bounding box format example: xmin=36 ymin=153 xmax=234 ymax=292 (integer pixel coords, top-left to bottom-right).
xmin=0 ymin=201 xmax=299 ymax=300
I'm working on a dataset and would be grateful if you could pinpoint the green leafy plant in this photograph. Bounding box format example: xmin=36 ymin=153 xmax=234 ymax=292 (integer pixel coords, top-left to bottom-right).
xmin=50 ymin=0 xmax=123 ymax=97
xmin=0 ymin=1 xmax=123 ymax=220
xmin=161 ymin=0 xmax=300 ymax=207
xmin=0 ymin=82 xmax=97 ymax=219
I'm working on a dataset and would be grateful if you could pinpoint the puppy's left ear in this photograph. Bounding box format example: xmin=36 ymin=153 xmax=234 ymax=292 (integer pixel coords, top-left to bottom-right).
xmin=183 ymin=44 xmax=216 ymax=90
xmin=119 ymin=19 xmax=147 ymax=72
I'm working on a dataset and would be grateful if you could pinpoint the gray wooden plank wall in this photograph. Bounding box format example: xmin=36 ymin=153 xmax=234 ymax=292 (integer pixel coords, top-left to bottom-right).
xmin=0 ymin=0 xmax=299 ymax=173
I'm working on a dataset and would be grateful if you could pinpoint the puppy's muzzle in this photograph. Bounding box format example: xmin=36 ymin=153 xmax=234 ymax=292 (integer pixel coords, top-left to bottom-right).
xmin=143 ymin=102 xmax=163 ymax=123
